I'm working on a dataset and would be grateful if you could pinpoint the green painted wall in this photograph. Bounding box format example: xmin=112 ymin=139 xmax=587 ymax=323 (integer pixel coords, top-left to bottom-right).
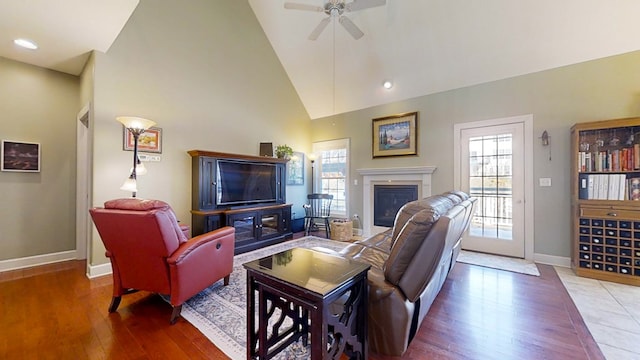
xmin=0 ymin=57 xmax=79 ymax=261
xmin=311 ymin=50 xmax=640 ymax=259
xmin=90 ymin=0 xmax=311 ymax=265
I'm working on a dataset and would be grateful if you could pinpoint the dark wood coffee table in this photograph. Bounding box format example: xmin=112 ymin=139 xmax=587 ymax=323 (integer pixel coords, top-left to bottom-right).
xmin=244 ymin=247 xmax=370 ymax=360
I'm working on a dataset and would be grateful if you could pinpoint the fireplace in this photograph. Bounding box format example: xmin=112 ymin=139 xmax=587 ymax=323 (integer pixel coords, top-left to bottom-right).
xmin=373 ymin=185 xmax=418 ymax=227
xmin=357 ymin=166 xmax=436 ymax=236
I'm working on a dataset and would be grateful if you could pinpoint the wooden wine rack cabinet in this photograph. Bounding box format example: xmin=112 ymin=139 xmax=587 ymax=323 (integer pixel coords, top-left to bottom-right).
xmin=571 ymin=117 xmax=640 ymax=286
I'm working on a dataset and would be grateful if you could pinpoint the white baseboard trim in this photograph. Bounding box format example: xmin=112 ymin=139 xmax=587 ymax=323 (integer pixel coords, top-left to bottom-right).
xmin=534 ymin=253 xmax=571 ymax=268
xmin=87 ymin=262 xmax=112 ymax=279
xmin=0 ymin=250 xmax=77 ymax=272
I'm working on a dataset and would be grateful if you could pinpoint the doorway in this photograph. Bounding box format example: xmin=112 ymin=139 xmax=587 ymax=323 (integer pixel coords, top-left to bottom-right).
xmin=454 ymin=115 xmax=534 ymax=259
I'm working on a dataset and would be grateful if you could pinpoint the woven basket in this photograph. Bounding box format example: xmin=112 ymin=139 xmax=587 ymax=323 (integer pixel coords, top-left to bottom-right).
xmin=330 ymin=220 xmax=353 ymax=242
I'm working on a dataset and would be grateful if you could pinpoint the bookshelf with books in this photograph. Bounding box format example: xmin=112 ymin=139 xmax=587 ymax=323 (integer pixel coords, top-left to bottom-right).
xmin=571 ymin=117 xmax=640 ymax=286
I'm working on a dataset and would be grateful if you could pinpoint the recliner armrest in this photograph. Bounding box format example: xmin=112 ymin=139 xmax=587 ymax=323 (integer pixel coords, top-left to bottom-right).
xmin=168 ymin=226 xmax=235 ymax=265
xmin=166 ymin=226 xmax=235 ymax=306
xmin=179 ymin=224 xmax=190 ymax=239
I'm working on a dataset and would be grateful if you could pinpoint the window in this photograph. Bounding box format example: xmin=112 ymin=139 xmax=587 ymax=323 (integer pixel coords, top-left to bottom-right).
xmin=468 ymin=133 xmax=513 ymax=239
xmin=312 ymin=139 xmax=349 ymax=217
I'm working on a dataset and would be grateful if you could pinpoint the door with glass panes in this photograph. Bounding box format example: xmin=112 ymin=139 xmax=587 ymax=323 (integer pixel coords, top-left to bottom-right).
xmin=460 ymin=122 xmax=525 ymax=258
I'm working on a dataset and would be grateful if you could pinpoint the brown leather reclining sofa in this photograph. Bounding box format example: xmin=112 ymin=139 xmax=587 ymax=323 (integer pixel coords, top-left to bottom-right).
xmin=337 ymin=191 xmax=476 ymax=356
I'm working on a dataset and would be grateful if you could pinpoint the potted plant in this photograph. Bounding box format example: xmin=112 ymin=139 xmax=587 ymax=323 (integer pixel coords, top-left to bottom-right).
xmin=275 ymin=144 xmax=293 ymax=159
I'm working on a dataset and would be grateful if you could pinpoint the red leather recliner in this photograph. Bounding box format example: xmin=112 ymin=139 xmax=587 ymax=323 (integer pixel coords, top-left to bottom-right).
xmin=89 ymin=198 xmax=235 ymax=324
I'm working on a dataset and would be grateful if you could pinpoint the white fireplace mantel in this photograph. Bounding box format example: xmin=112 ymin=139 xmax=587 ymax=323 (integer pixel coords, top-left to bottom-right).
xmin=357 ymin=166 xmax=436 ymax=177
xmin=357 ymin=166 xmax=436 ymax=236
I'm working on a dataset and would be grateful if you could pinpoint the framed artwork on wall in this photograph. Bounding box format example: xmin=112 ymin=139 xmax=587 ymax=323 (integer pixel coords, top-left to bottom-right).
xmin=124 ymin=126 xmax=162 ymax=153
xmin=372 ymin=112 xmax=418 ymax=158
xmin=259 ymin=142 xmax=273 ymax=157
xmin=1 ymin=140 xmax=41 ymax=172
xmin=287 ymin=151 xmax=304 ymax=185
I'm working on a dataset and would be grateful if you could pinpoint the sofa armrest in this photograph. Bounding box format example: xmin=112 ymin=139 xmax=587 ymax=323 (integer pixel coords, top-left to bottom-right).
xmin=167 ymin=226 xmax=235 ymax=305
xmin=366 ymin=267 xmax=414 ymax=356
xmin=367 ymin=267 xmax=397 ymax=301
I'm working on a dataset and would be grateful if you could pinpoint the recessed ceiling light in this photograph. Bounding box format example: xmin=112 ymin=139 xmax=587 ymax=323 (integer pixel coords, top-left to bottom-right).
xmin=14 ymin=38 xmax=38 ymax=50
xmin=383 ymin=80 xmax=393 ymax=89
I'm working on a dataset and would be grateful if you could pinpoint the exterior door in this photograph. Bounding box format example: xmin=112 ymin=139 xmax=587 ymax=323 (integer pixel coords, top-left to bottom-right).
xmin=458 ymin=120 xmax=526 ymax=258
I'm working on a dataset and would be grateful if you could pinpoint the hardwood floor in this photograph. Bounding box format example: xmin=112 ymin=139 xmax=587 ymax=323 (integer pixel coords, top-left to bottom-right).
xmin=0 ymin=252 xmax=604 ymax=359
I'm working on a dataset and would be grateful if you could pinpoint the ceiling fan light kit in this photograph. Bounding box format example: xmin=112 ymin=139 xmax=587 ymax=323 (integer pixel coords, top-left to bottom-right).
xmin=284 ymin=0 xmax=386 ymax=40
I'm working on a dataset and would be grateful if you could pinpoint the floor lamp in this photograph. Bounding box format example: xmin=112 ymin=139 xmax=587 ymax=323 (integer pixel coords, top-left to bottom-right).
xmin=308 ymin=153 xmax=316 ymax=193
xmin=307 ymin=153 xmax=318 ymax=233
xmin=118 ymin=116 xmax=156 ymax=197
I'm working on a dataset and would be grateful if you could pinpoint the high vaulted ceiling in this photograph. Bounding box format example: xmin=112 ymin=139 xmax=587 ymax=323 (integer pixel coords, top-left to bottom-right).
xmin=250 ymin=0 xmax=640 ymax=119
xmin=2 ymin=1 xmax=640 ymax=120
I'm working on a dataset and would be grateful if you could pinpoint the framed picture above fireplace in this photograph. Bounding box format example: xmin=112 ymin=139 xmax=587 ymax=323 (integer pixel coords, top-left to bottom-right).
xmin=372 ymin=111 xmax=418 ymax=158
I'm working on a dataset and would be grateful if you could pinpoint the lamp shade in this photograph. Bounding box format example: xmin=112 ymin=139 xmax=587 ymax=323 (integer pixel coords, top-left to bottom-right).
xmin=131 ymin=161 xmax=147 ymax=176
xmin=120 ymin=177 xmax=138 ymax=193
xmin=116 ymin=116 xmax=156 ymax=131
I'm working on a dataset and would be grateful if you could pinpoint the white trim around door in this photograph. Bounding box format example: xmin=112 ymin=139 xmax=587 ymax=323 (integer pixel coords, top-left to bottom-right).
xmin=454 ymin=114 xmax=534 ymax=261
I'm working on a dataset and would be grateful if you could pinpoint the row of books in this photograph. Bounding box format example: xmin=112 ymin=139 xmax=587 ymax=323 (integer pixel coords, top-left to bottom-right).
xmin=577 ymin=144 xmax=640 ymax=172
xmin=578 ymin=174 xmax=640 ymax=200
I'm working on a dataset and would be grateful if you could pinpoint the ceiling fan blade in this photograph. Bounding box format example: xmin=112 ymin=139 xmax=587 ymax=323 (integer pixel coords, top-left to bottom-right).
xmin=309 ymin=17 xmax=331 ymax=40
xmin=284 ymin=2 xmax=324 ymax=12
xmin=345 ymin=0 xmax=386 ymax=12
xmin=339 ymin=16 xmax=364 ymax=39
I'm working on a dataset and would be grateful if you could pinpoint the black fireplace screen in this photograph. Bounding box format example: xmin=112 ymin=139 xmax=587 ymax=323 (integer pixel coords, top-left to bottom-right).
xmin=373 ymin=185 xmax=419 ymax=227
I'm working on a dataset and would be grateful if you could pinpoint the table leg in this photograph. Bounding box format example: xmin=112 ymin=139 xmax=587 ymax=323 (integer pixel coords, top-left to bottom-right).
xmin=311 ymin=304 xmax=326 ymax=359
xmin=257 ymin=283 xmax=268 ymax=359
xmin=246 ymin=274 xmax=257 ymax=360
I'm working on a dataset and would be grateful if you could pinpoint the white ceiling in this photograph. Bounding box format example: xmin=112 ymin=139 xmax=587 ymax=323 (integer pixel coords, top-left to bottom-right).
xmin=250 ymin=0 xmax=640 ymax=119
xmin=0 ymin=0 xmax=139 ymax=75
xmin=3 ymin=1 xmax=640 ymax=120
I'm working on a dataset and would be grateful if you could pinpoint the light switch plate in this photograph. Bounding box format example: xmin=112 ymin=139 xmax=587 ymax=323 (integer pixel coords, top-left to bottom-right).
xmin=539 ymin=178 xmax=552 ymax=187
xmin=138 ymin=154 xmax=161 ymax=162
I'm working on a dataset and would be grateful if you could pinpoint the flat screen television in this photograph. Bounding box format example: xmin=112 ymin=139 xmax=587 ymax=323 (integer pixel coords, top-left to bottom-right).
xmin=216 ymin=159 xmax=277 ymax=206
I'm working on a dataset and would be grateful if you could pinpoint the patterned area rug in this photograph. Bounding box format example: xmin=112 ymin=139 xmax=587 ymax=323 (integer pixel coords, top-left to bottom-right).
xmin=181 ymin=237 xmax=350 ymax=360
xmin=457 ymin=249 xmax=540 ymax=276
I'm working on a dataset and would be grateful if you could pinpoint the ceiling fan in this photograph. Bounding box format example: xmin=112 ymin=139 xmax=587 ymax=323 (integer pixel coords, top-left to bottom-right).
xmin=284 ymin=0 xmax=386 ymax=40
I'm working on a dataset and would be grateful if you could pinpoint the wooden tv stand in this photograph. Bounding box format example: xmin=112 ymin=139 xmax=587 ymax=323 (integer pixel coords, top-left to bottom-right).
xmin=192 ymin=203 xmax=292 ymax=254
xmin=189 ymin=150 xmax=292 ymax=254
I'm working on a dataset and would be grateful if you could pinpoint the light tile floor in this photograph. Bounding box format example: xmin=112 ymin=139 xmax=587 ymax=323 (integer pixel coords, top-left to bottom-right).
xmin=555 ymin=266 xmax=640 ymax=360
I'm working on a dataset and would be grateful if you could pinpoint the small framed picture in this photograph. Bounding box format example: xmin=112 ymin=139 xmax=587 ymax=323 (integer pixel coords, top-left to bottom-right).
xmin=287 ymin=151 xmax=304 ymax=185
xmin=372 ymin=112 xmax=418 ymax=158
xmin=123 ymin=126 xmax=162 ymax=153
xmin=1 ymin=140 xmax=41 ymax=172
